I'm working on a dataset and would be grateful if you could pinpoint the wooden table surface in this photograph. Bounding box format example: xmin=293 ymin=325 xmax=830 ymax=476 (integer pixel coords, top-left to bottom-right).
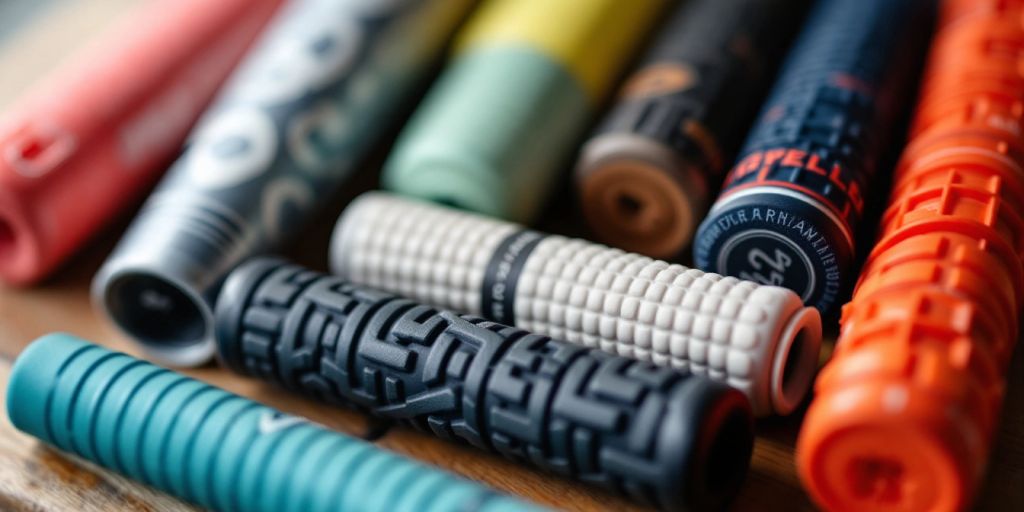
xmin=1 ymin=1 xmax=1022 ymax=510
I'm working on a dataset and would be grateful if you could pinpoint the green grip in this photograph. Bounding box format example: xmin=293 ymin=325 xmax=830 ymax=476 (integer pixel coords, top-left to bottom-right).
xmin=382 ymin=46 xmax=590 ymax=223
xmin=6 ymin=334 xmax=543 ymax=512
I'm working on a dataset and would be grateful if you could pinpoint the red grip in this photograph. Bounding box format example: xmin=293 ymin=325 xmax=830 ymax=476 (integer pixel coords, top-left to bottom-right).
xmin=0 ymin=0 xmax=283 ymax=285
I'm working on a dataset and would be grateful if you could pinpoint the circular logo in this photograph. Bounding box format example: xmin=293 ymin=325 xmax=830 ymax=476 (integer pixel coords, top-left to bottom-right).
xmin=718 ymin=229 xmax=815 ymax=301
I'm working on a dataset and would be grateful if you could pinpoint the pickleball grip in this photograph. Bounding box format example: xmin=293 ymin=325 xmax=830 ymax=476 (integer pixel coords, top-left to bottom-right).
xmin=215 ymin=259 xmax=756 ymax=512
xmin=93 ymin=0 xmax=474 ymax=367
xmin=694 ymin=0 xmax=920 ymax=315
xmin=330 ymin=193 xmax=822 ymax=417
xmin=7 ymin=334 xmax=538 ymax=512
xmin=693 ymin=81 xmax=874 ymax=316
xmin=0 ymin=0 xmax=282 ymax=286
xmin=575 ymin=0 xmax=804 ymax=259
xmin=797 ymin=4 xmax=1024 ymax=511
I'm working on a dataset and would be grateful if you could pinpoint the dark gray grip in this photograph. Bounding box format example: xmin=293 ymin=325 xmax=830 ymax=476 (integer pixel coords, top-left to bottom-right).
xmin=215 ymin=259 xmax=755 ymax=511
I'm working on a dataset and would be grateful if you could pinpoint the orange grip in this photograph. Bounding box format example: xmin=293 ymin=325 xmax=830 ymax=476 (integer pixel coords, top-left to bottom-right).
xmin=940 ymin=0 xmax=1024 ymax=26
xmin=854 ymin=235 xmax=1017 ymax=342
xmin=797 ymin=2 xmax=1024 ymax=510
xmin=880 ymin=170 xmax=1024 ymax=255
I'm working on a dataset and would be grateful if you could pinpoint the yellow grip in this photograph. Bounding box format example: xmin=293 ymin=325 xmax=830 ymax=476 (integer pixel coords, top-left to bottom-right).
xmin=457 ymin=0 xmax=666 ymax=101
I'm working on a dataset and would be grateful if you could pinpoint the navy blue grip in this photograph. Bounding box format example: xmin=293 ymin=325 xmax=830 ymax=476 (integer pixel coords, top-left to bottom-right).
xmin=694 ymin=0 xmax=927 ymax=314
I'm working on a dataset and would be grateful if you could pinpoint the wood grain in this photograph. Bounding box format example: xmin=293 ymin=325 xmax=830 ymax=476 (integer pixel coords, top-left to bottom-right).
xmin=0 ymin=1 xmax=1022 ymax=510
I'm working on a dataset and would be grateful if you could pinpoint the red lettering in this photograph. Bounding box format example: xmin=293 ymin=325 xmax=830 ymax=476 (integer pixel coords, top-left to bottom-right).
xmin=725 ymin=152 xmax=762 ymax=185
xmin=782 ymin=149 xmax=806 ymax=168
xmin=806 ymin=154 xmax=828 ymax=176
xmin=758 ymin=149 xmax=786 ymax=178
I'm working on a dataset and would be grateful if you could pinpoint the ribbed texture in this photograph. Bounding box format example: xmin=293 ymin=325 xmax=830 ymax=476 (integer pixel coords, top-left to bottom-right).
xmin=797 ymin=1 xmax=1024 ymax=510
xmin=215 ymin=259 xmax=756 ymax=511
xmin=330 ymin=193 xmax=821 ymax=417
xmin=693 ymin=0 xmax=927 ymax=315
xmin=7 ymin=334 xmax=537 ymax=512
xmin=92 ymin=0 xmax=474 ymax=366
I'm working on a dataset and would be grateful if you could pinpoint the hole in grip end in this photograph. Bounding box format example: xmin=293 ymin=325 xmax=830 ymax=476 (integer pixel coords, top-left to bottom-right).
xmin=879 ymin=187 xmax=1024 ymax=260
xmin=91 ymin=193 xmax=253 ymax=367
xmin=7 ymin=334 xmax=545 ymax=512
xmin=851 ymin=233 xmax=1018 ymax=338
xmin=769 ymin=304 xmax=822 ymax=416
xmin=797 ymin=377 xmax=986 ymax=512
xmin=575 ymin=137 xmax=708 ymax=259
xmin=94 ymin=266 xmax=216 ymax=368
xmin=802 ymin=302 xmax=1010 ymax=511
xmin=835 ymin=290 xmax=1010 ymax=413
xmin=213 ymin=258 xmax=757 ymax=511
xmin=867 ymin=219 xmax=1024 ymax=305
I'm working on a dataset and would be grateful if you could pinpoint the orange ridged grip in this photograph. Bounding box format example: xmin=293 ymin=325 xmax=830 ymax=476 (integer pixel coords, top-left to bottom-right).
xmin=854 ymin=234 xmax=1018 ymax=343
xmin=797 ymin=2 xmax=1024 ymax=510
xmin=940 ymin=0 xmax=1024 ymax=26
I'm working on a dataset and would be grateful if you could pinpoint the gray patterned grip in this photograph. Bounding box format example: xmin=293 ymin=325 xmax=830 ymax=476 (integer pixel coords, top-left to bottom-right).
xmin=215 ymin=258 xmax=755 ymax=512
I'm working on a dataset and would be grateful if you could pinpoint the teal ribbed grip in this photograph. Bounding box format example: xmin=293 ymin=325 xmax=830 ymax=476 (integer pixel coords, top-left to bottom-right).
xmin=6 ymin=334 xmax=542 ymax=512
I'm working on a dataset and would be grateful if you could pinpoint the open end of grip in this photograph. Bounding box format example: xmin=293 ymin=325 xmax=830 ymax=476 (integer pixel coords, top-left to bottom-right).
xmin=770 ymin=306 xmax=822 ymax=415
xmin=578 ymin=142 xmax=703 ymax=259
xmin=799 ymin=383 xmax=970 ymax=512
xmin=696 ymin=395 xmax=755 ymax=509
xmin=101 ymin=269 xmax=214 ymax=366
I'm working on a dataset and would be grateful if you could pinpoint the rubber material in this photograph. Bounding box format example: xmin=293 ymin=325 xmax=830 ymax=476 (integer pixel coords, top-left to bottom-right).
xmin=7 ymin=334 xmax=540 ymax=512
xmin=693 ymin=0 xmax=927 ymax=315
xmin=382 ymin=0 xmax=666 ymax=224
xmin=797 ymin=2 xmax=1024 ymax=510
xmin=575 ymin=0 xmax=808 ymax=259
xmin=329 ymin=192 xmax=822 ymax=417
xmin=215 ymin=259 xmax=756 ymax=511
xmin=0 ymin=0 xmax=282 ymax=285
xmin=92 ymin=0 xmax=474 ymax=367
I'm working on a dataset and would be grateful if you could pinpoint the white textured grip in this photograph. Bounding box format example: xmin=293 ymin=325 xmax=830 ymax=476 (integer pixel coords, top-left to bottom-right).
xmin=331 ymin=192 xmax=822 ymax=416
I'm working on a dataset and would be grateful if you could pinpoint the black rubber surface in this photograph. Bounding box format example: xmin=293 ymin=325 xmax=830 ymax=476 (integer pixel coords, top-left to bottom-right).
xmin=215 ymin=258 xmax=756 ymax=511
